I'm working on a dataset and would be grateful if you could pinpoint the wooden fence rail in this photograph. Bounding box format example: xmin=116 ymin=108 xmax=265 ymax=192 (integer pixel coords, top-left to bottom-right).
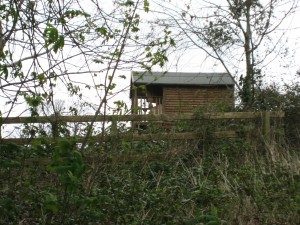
xmin=1 ymin=111 xmax=284 ymax=124
xmin=0 ymin=111 xmax=284 ymax=144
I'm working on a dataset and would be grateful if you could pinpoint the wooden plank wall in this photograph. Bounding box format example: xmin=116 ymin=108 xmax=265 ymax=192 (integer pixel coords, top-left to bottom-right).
xmin=163 ymin=86 xmax=234 ymax=114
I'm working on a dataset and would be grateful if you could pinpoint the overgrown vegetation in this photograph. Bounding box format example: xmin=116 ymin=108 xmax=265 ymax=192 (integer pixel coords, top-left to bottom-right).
xmin=1 ymin=0 xmax=300 ymax=224
xmin=1 ymin=102 xmax=299 ymax=224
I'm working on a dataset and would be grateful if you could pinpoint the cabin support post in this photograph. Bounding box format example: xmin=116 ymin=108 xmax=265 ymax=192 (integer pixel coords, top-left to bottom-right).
xmin=131 ymin=88 xmax=138 ymax=114
xmin=131 ymin=88 xmax=138 ymax=129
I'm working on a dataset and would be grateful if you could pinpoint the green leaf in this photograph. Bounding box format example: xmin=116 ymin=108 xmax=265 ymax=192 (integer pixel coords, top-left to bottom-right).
xmin=108 ymin=83 xmax=116 ymax=90
xmin=44 ymin=23 xmax=59 ymax=46
xmin=0 ymin=64 xmax=9 ymax=80
xmin=123 ymin=0 xmax=134 ymax=6
xmin=96 ymin=27 xmax=107 ymax=36
xmin=53 ymin=35 xmax=64 ymax=53
xmin=24 ymin=95 xmax=43 ymax=107
xmin=64 ymin=10 xmax=90 ymax=19
xmin=118 ymin=75 xmax=126 ymax=79
xmin=170 ymin=38 xmax=175 ymax=46
xmin=146 ymin=52 xmax=152 ymax=58
xmin=38 ymin=73 xmax=47 ymax=85
xmin=44 ymin=193 xmax=58 ymax=213
xmin=210 ymin=205 xmax=218 ymax=217
xmin=131 ymin=26 xmax=139 ymax=32
xmin=144 ymin=0 xmax=150 ymax=12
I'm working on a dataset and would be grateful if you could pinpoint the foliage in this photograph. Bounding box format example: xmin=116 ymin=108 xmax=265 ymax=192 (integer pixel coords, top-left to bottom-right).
xmin=0 ymin=0 xmax=299 ymax=224
xmin=0 ymin=0 xmax=173 ymax=148
xmin=251 ymin=82 xmax=300 ymax=146
xmin=154 ymin=0 xmax=298 ymax=108
xmin=1 ymin=116 xmax=299 ymax=224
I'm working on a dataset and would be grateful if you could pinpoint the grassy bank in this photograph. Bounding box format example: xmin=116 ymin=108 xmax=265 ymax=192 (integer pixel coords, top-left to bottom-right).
xmin=1 ymin=133 xmax=299 ymax=224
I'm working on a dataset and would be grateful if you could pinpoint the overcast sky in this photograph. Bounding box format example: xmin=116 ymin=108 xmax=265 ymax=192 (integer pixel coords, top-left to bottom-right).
xmin=1 ymin=0 xmax=300 ymax=118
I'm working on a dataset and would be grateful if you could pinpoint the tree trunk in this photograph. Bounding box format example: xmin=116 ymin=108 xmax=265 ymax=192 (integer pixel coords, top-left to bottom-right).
xmin=243 ymin=0 xmax=254 ymax=108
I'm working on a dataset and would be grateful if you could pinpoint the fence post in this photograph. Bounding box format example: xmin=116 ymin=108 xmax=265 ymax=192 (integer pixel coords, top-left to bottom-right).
xmin=111 ymin=116 xmax=118 ymax=135
xmin=110 ymin=116 xmax=119 ymax=150
xmin=263 ymin=111 xmax=271 ymax=144
xmin=51 ymin=114 xmax=60 ymax=139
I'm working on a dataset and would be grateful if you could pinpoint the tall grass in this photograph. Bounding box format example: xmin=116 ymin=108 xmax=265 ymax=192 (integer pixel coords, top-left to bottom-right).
xmin=0 ymin=111 xmax=299 ymax=224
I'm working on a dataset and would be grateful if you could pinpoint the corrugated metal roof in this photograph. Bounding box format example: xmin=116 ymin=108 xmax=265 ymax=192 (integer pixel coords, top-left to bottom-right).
xmin=132 ymin=71 xmax=235 ymax=86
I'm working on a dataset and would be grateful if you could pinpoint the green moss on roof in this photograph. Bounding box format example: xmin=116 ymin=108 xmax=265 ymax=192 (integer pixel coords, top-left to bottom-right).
xmin=132 ymin=71 xmax=235 ymax=86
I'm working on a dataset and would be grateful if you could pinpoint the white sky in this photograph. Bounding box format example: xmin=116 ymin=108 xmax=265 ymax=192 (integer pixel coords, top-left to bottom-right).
xmin=149 ymin=0 xmax=300 ymax=82
xmin=1 ymin=0 xmax=300 ymax=118
xmin=1 ymin=0 xmax=300 ymax=138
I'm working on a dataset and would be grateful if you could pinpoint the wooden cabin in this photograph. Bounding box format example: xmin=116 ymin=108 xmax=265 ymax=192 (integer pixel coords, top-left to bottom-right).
xmin=130 ymin=71 xmax=235 ymax=115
